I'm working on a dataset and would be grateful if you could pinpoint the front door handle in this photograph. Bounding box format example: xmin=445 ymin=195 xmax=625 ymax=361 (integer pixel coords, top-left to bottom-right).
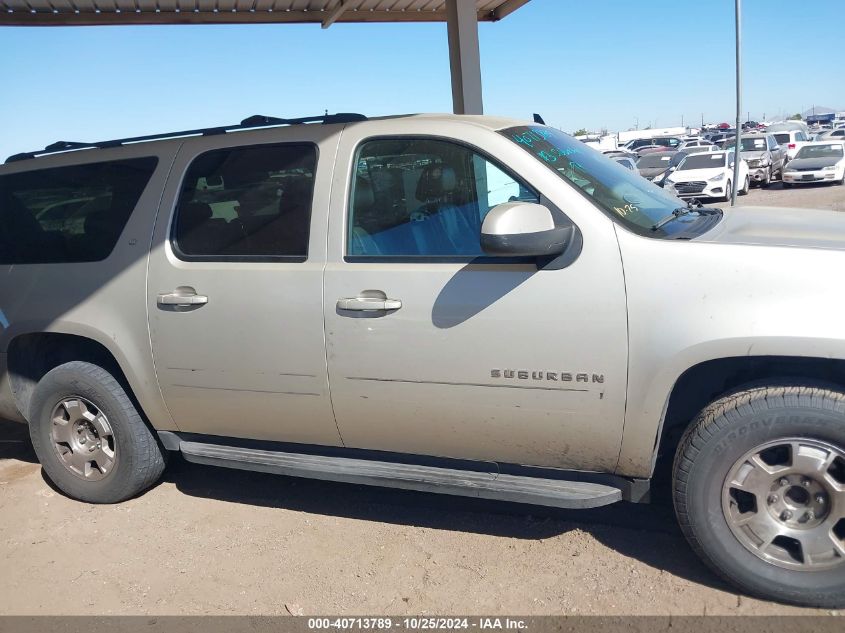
xmin=337 ymin=297 xmax=402 ymax=312
xmin=157 ymin=290 xmax=208 ymax=307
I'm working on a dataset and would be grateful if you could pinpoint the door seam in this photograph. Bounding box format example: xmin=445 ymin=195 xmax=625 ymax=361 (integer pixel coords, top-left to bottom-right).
xmin=321 ymin=125 xmax=348 ymax=447
xmin=144 ymin=141 xmax=186 ymax=431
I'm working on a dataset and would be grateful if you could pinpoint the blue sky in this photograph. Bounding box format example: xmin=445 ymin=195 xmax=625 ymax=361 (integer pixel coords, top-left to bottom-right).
xmin=1 ymin=0 xmax=843 ymax=159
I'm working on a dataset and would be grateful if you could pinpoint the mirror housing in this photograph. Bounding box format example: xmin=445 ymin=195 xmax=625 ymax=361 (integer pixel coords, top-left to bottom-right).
xmin=480 ymin=202 xmax=574 ymax=258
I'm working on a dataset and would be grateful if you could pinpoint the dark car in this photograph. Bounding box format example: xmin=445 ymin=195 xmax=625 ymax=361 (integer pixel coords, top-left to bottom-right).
xmin=636 ymin=151 xmax=676 ymax=180
xmin=622 ymin=136 xmax=682 ymax=153
xmin=650 ymin=147 xmax=709 ymax=187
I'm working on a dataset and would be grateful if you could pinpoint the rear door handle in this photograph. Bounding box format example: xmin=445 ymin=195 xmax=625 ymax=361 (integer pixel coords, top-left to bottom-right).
xmin=337 ymin=297 xmax=402 ymax=312
xmin=157 ymin=291 xmax=208 ymax=307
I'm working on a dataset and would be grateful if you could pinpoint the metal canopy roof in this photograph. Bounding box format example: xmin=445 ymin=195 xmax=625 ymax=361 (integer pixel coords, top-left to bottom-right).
xmin=0 ymin=0 xmax=530 ymax=27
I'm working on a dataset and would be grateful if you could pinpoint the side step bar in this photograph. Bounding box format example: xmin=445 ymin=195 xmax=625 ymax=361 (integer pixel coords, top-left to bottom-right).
xmin=175 ymin=439 xmax=623 ymax=509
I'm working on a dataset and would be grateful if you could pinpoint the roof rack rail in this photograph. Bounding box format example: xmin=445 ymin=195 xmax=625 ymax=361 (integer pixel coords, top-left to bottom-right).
xmin=5 ymin=112 xmax=367 ymax=164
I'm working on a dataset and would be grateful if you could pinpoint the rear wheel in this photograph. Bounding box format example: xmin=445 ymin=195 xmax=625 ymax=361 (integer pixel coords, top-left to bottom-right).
xmin=673 ymin=384 xmax=845 ymax=607
xmin=28 ymin=361 xmax=166 ymax=503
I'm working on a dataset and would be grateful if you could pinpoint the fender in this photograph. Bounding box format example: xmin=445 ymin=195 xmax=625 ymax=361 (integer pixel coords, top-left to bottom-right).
xmin=2 ymin=318 xmax=176 ymax=432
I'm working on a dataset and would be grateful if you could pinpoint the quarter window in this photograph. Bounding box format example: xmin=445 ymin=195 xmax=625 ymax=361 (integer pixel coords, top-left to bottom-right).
xmin=348 ymin=138 xmax=538 ymax=258
xmin=173 ymin=144 xmax=316 ymax=260
xmin=0 ymin=157 xmax=158 ymax=264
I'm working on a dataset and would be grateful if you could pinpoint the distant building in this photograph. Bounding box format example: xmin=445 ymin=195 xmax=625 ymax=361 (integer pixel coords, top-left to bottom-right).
xmin=803 ymin=106 xmax=836 ymax=125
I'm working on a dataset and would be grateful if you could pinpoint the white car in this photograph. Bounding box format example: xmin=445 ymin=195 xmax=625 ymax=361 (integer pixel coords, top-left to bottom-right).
xmin=817 ymin=128 xmax=845 ymax=142
xmin=664 ymin=150 xmax=749 ymax=201
xmin=678 ymin=139 xmax=714 ymax=151
xmin=782 ymin=142 xmax=845 ymax=187
xmin=771 ymin=129 xmax=811 ymax=161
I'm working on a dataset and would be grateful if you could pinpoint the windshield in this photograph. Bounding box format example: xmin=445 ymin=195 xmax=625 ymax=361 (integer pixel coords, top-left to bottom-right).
xmin=739 ymin=138 xmax=767 ymax=151
xmin=637 ymin=154 xmax=674 ymax=168
xmin=502 ymin=126 xmax=703 ymax=237
xmin=795 ymin=144 xmax=844 ymax=159
xmin=679 ymin=152 xmax=728 ymax=170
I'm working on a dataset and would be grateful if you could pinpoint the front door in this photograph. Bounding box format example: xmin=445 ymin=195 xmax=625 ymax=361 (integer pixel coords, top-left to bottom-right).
xmin=323 ymin=127 xmax=629 ymax=471
xmin=147 ymin=131 xmax=342 ymax=446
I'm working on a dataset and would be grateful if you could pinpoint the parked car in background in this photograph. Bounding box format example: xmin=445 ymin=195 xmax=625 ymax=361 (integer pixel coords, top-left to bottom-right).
xmin=723 ymin=133 xmax=786 ymax=187
xmin=637 ymin=145 xmax=677 ymax=157
xmin=636 ymin=151 xmax=676 ymax=181
xmin=707 ymin=132 xmax=735 ymax=146
xmin=782 ymin=142 xmax=845 ymax=187
xmin=602 ymin=150 xmax=638 ymax=171
xmin=622 ymin=136 xmax=682 ymax=153
xmin=651 ymin=147 xmax=720 ymax=187
xmin=817 ymin=128 xmax=845 ymax=141
xmin=665 ymin=150 xmax=749 ymax=201
xmin=612 ymin=155 xmax=637 ymax=170
xmin=678 ymin=139 xmax=714 ymax=151
xmin=770 ymin=129 xmax=811 ymax=162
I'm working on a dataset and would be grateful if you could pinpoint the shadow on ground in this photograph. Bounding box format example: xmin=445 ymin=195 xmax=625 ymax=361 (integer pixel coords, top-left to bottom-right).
xmin=0 ymin=418 xmax=36 ymax=463
xmin=0 ymin=417 xmax=729 ymax=596
xmin=162 ymin=453 xmax=728 ymax=594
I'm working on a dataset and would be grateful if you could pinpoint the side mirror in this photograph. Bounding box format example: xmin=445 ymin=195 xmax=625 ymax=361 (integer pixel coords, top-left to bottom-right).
xmin=481 ymin=202 xmax=573 ymax=258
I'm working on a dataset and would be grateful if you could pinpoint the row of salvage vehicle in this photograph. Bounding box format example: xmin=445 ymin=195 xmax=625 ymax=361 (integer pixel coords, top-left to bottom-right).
xmin=605 ymin=133 xmax=844 ymax=202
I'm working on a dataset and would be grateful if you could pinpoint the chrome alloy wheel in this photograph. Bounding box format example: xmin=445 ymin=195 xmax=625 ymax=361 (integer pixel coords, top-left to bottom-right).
xmin=722 ymin=438 xmax=845 ymax=570
xmin=50 ymin=397 xmax=116 ymax=481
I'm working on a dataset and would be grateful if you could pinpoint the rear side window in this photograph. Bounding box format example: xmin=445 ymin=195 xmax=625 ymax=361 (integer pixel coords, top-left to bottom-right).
xmin=0 ymin=157 xmax=157 ymax=264
xmin=774 ymin=133 xmax=790 ymax=145
xmin=173 ymin=144 xmax=316 ymax=261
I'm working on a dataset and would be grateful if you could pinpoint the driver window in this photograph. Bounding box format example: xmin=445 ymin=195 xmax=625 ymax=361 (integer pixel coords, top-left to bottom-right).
xmin=348 ymin=138 xmax=538 ymax=258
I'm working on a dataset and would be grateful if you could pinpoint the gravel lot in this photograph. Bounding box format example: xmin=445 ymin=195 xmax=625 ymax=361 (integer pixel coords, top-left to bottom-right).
xmin=0 ymin=419 xmax=838 ymax=617
xmin=1 ymin=183 xmax=844 ymax=618
xmin=736 ymin=179 xmax=845 ymax=211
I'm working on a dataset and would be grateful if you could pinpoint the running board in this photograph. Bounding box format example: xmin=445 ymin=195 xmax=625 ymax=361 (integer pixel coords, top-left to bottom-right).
xmin=177 ymin=440 xmax=623 ymax=509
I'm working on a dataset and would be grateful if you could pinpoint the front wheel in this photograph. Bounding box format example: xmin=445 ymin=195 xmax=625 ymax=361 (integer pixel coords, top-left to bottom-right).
xmin=673 ymin=384 xmax=845 ymax=607
xmin=740 ymin=176 xmax=750 ymax=195
xmin=28 ymin=361 xmax=166 ymax=504
xmin=720 ymin=180 xmax=732 ymax=202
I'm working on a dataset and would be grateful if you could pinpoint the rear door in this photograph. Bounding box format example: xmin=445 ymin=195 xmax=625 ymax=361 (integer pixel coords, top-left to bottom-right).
xmin=147 ymin=128 xmax=343 ymax=446
xmin=322 ymin=122 xmax=629 ymax=471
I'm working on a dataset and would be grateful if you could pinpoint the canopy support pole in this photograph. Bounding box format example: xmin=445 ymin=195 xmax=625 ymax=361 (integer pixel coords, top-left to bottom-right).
xmin=446 ymin=0 xmax=483 ymax=115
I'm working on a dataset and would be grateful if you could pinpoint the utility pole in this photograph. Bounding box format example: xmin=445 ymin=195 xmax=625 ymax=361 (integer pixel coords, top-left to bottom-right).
xmin=731 ymin=0 xmax=742 ymax=207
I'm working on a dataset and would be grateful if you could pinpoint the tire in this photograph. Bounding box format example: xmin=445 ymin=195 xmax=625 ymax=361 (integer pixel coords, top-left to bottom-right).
xmin=28 ymin=361 xmax=166 ymax=504
xmin=721 ymin=180 xmax=732 ymax=202
xmin=783 ymin=182 xmax=793 ymax=189
xmin=740 ymin=176 xmax=750 ymax=195
xmin=673 ymin=384 xmax=845 ymax=608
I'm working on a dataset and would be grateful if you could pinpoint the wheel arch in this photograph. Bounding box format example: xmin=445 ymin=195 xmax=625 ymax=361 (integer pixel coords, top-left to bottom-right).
xmin=654 ymin=355 xmax=845 ymax=474
xmin=6 ymin=328 xmax=170 ymax=430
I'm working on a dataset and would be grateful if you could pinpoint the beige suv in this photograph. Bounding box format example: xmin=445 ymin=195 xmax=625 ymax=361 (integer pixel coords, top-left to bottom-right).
xmin=2 ymin=113 xmax=845 ymax=607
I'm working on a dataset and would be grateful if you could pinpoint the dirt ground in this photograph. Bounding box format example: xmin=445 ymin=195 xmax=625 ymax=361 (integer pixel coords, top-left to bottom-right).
xmin=0 ymin=419 xmax=838 ymax=617
xmin=2 ymin=183 xmax=844 ymax=618
xmin=736 ymin=178 xmax=845 ymax=211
